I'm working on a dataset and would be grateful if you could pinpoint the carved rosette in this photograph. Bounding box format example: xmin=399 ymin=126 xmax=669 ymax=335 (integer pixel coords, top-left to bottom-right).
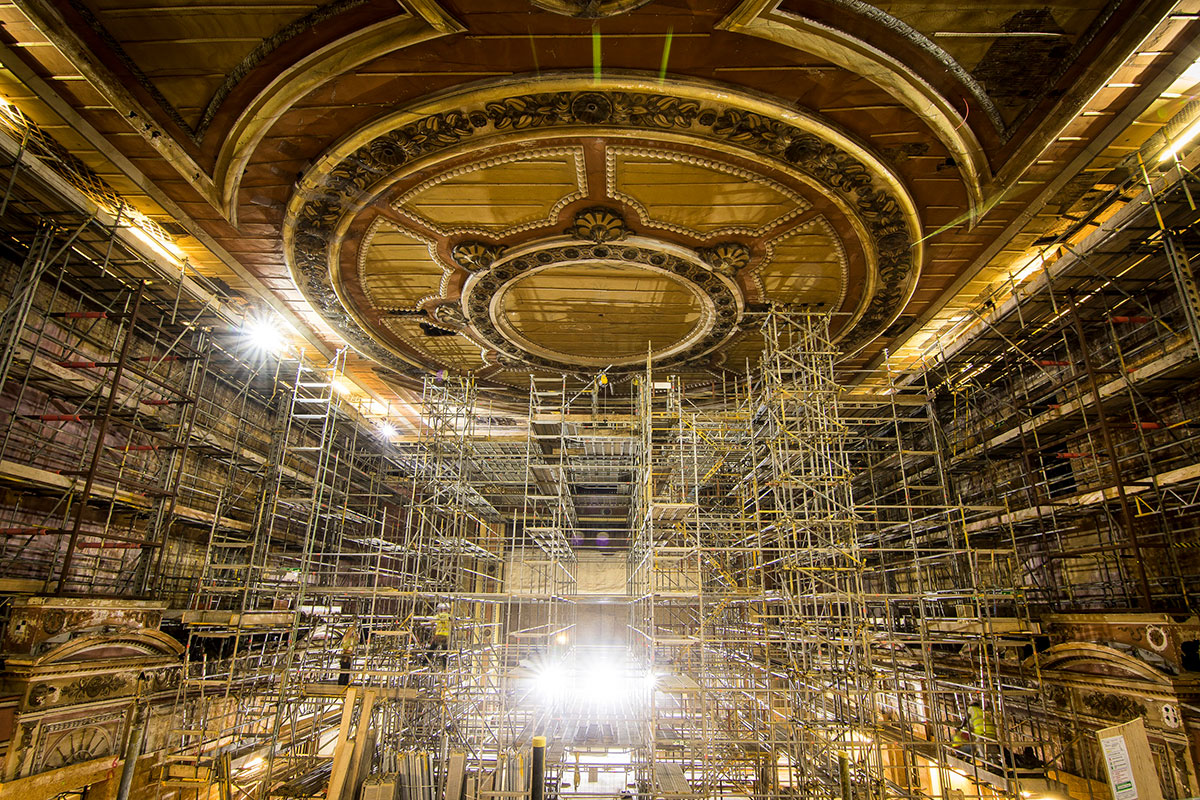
xmin=566 ymin=207 xmax=629 ymax=242
xmin=699 ymin=242 xmax=752 ymax=276
xmin=431 ymin=303 xmax=469 ymax=329
xmin=450 ymin=241 xmax=505 ymax=272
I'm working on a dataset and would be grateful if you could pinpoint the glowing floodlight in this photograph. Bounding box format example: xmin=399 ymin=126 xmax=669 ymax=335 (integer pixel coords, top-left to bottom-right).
xmin=536 ymin=662 xmax=568 ymax=702
xmin=586 ymin=662 xmax=629 ymax=707
xmin=243 ymin=316 xmax=286 ymax=355
xmin=1160 ymin=116 xmax=1200 ymax=163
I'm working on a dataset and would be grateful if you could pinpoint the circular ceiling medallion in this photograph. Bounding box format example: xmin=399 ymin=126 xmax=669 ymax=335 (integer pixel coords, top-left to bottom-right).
xmin=283 ymin=75 xmax=924 ymax=397
xmin=497 ymin=264 xmax=703 ymax=362
xmin=459 ymin=229 xmax=741 ymax=373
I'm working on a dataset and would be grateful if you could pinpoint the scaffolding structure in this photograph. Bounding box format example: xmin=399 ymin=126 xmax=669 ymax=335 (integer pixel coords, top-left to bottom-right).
xmin=908 ymin=145 xmax=1200 ymax=793
xmin=625 ymin=309 xmax=1053 ymax=800
xmin=0 ymin=219 xmax=218 ymax=596
xmin=921 ymin=157 xmax=1200 ymax=614
xmin=0 ymin=161 xmax=1100 ymax=800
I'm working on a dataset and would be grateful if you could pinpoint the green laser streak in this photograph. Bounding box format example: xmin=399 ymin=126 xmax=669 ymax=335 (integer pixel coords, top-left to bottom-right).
xmin=912 ymin=182 xmax=1011 ymax=247
xmin=659 ymin=27 xmax=674 ymax=84
xmin=528 ymin=30 xmax=540 ymax=76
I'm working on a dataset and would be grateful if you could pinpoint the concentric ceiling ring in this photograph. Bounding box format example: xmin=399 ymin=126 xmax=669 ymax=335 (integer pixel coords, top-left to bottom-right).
xmin=283 ymin=74 xmax=924 ymax=389
xmin=459 ymin=234 xmax=742 ymax=373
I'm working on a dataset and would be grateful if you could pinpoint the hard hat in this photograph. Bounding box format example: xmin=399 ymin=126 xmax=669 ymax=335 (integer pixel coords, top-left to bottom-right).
xmin=437 ymin=602 xmax=449 ymax=611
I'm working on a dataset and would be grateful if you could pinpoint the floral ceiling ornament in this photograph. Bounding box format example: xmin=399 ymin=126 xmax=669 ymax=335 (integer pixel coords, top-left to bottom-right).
xmin=451 ymin=241 xmax=505 ymax=272
xmin=567 ymin=207 xmax=630 ymax=243
xmin=570 ymin=93 xmax=614 ymax=123
xmin=431 ymin=303 xmax=468 ymax=329
xmin=699 ymin=242 xmax=752 ymax=276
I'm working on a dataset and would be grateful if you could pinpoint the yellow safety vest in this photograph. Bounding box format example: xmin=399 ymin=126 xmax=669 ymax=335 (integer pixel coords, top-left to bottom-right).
xmin=434 ymin=611 xmax=451 ymax=637
xmin=968 ymin=706 xmax=997 ymax=739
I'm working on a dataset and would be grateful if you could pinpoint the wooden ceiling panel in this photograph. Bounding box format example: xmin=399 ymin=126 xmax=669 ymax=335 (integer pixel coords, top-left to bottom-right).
xmin=395 ymin=150 xmax=586 ymax=235
xmin=380 ymin=317 xmax=488 ymax=372
xmin=874 ymin=1 xmax=1110 ymax=66
xmin=758 ymin=219 xmax=847 ymax=307
xmin=610 ymin=150 xmax=807 ymax=236
xmin=83 ymin=0 xmax=324 ymax=128
xmin=359 ymin=222 xmax=443 ymax=310
xmin=410 ymin=331 xmax=487 ymax=371
xmin=866 ymin=1 xmax=1126 ymax=127
xmin=498 ymin=263 xmax=703 ymax=361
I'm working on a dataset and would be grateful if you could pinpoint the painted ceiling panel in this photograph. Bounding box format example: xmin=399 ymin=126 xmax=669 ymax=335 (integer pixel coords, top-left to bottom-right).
xmin=82 ymin=0 xmax=325 ymax=127
xmin=759 ymin=219 xmax=847 ymax=307
xmin=497 ymin=263 xmax=704 ymax=361
xmin=871 ymin=1 xmax=1114 ymax=123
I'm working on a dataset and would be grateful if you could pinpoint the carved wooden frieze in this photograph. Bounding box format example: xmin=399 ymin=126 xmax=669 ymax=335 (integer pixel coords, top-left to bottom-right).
xmin=5 ymin=598 xmax=166 ymax=657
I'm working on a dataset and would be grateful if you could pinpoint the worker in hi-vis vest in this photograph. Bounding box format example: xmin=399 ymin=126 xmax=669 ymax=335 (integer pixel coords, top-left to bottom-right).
xmin=429 ymin=602 xmax=452 ymax=665
xmin=338 ymin=625 xmax=359 ymax=686
xmin=962 ymin=703 xmax=1002 ymax=764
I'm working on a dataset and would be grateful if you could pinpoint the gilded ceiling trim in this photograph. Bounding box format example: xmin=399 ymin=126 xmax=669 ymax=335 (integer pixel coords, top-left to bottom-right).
xmin=717 ymin=0 xmax=987 ymax=216
xmin=285 ymin=76 xmax=923 ymax=376
xmin=820 ymin=0 xmax=1004 ymax=135
xmin=194 ymin=0 xmax=373 ymax=139
xmin=458 ymin=232 xmax=740 ymax=373
xmin=216 ymin=2 xmax=465 ymax=225
xmin=606 ymin=143 xmax=875 ymax=332
xmin=604 ymin=146 xmax=810 ymax=240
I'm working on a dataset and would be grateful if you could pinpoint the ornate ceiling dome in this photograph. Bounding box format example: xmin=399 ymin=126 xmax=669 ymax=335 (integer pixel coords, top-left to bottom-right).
xmin=285 ymin=77 xmax=922 ymax=397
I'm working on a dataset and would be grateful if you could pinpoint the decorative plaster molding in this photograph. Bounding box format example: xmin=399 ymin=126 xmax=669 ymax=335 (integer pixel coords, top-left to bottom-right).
xmin=392 ymin=146 xmax=587 ymax=238
xmin=717 ymin=0 xmax=987 ymax=214
xmin=285 ymin=78 xmax=923 ymax=375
